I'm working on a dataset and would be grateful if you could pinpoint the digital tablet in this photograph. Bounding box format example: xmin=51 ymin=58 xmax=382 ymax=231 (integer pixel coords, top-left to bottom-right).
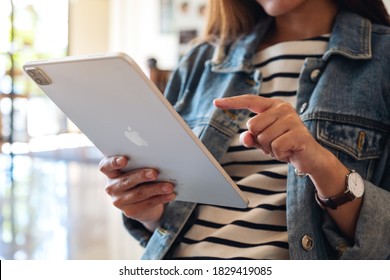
xmin=23 ymin=53 xmax=249 ymax=208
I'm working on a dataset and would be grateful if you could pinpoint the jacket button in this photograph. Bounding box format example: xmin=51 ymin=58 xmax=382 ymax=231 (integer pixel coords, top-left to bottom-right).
xmin=310 ymin=69 xmax=321 ymax=82
xmin=157 ymin=227 xmax=169 ymax=235
xmin=299 ymin=102 xmax=308 ymax=114
xmin=301 ymin=235 xmax=314 ymax=251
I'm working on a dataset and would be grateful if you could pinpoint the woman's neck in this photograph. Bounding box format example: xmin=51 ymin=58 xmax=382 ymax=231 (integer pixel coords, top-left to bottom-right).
xmin=260 ymin=1 xmax=338 ymax=50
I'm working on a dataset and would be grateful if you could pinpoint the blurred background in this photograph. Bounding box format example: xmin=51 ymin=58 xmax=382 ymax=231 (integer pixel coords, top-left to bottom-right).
xmin=0 ymin=0 xmax=207 ymax=260
xmin=1 ymin=0 xmax=390 ymax=260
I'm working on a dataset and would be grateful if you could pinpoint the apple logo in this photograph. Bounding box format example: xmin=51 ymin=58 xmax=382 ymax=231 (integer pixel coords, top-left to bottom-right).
xmin=124 ymin=126 xmax=149 ymax=147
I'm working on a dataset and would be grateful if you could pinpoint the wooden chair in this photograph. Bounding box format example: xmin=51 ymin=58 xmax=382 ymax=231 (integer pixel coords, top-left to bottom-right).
xmin=147 ymin=58 xmax=172 ymax=94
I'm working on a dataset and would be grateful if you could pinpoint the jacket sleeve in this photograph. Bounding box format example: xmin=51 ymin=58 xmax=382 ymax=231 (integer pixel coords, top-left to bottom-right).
xmin=345 ymin=181 xmax=390 ymax=259
xmin=322 ymin=142 xmax=390 ymax=259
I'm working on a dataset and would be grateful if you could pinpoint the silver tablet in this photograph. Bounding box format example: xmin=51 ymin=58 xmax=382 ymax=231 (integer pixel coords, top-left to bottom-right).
xmin=23 ymin=53 xmax=249 ymax=208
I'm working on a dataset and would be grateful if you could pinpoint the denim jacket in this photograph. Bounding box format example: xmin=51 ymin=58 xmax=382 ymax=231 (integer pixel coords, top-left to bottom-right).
xmin=124 ymin=11 xmax=390 ymax=259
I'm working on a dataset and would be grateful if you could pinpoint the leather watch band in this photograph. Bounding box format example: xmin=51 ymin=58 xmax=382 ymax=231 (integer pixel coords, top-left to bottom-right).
xmin=315 ymin=190 xmax=355 ymax=210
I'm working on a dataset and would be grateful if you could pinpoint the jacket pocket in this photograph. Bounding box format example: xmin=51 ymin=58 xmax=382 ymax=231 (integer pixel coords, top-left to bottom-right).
xmin=316 ymin=120 xmax=387 ymax=179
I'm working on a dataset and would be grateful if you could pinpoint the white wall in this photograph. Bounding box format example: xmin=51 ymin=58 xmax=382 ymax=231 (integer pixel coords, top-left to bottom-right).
xmin=109 ymin=0 xmax=179 ymax=71
xmin=68 ymin=0 xmax=110 ymax=55
xmin=69 ymin=0 xmax=179 ymax=71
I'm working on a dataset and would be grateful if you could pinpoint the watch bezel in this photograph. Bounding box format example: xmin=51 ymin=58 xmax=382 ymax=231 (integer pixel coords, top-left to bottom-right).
xmin=347 ymin=171 xmax=365 ymax=198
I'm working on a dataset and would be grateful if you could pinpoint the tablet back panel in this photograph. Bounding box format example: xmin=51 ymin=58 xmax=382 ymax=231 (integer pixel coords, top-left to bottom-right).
xmin=24 ymin=53 xmax=249 ymax=208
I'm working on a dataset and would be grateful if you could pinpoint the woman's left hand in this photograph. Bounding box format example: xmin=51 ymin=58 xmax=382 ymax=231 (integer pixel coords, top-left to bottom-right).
xmin=214 ymin=95 xmax=328 ymax=175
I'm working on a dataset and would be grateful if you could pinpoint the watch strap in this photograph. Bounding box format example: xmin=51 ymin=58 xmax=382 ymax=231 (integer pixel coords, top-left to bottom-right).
xmin=315 ymin=190 xmax=355 ymax=210
xmin=314 ymin=170 xmax=362 ymax=210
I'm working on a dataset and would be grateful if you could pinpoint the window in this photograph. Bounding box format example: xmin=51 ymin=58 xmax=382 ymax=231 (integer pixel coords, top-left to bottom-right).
xmin=0 ymin=0 xmax=69 ymax=260
xmin=0 ymin=0 xmax=68 ymax=148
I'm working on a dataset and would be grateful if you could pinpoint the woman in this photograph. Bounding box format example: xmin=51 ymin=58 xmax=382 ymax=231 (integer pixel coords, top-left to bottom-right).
xmin=100 ymin=0 xmax=390 ymax=259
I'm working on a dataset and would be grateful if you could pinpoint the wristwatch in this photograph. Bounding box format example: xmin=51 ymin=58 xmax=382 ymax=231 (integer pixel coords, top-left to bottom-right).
xmin=315 ymin=170 xmax=364 ymax=210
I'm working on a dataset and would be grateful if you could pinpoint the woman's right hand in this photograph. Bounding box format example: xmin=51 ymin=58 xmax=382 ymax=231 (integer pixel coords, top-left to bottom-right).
xmin=99 ymin=156 xmax=176 ymax=231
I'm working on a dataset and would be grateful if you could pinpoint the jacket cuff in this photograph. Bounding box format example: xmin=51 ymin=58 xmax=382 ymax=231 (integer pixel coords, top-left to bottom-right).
xmin=322 ymin=182 xmax=390 ymax=259
xmin=122 ymin=214 xmax=153 ymax=247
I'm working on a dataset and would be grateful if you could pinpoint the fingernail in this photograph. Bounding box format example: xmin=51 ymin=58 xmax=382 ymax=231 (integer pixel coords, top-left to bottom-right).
xmin=115 ymin=156 xmax=125 ymax=165
xmin=162 ymin=184 xmax=172 ymax=193
xmin=164 ymin=193 xmax=176 ymax=202
xmin=145 ymin=170 xmax=155 ymax=179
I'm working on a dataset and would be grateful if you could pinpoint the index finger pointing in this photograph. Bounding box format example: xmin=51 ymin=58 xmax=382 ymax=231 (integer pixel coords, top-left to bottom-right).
xmin=213 ymin=94 xmax=274 ymax=113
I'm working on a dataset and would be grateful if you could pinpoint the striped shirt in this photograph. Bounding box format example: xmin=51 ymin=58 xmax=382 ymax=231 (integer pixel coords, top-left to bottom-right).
xmin=172 ymin=35 xmax=329 ymax=259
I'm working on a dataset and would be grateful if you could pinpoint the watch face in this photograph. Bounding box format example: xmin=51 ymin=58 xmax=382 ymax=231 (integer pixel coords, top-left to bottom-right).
xmin=348 ymin=172 xmax=365 ymax=197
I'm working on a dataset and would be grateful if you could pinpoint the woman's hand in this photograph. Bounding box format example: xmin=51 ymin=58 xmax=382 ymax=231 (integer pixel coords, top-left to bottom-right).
xmin=214 ymin=94 xmax=328 ymax=175
xmin=99 ymin=156 xmax=176 ymax=231
xmin=214 ymin=95 xmax=362 ymax=239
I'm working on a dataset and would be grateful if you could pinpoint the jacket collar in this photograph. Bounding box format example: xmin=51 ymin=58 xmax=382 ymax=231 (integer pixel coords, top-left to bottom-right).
xmin=212 ymin=10 xmax=372 ymax=73
xmin=324 ymin=10 xmax=372 ymax=60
